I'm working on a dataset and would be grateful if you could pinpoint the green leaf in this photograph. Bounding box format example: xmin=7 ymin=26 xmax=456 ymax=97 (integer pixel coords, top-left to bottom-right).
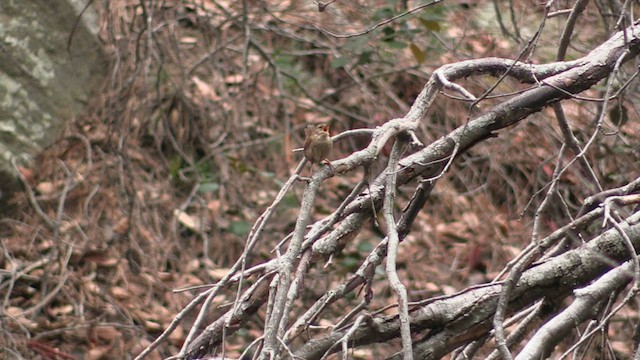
xmin=344 ymin=35 xmax=370 ymax=53
xmin=168 ymin=156 xmax=182 ymax=178
xmin=418 ymin=18 xmax=441 ymax=32
xmin=342 ymin=255 xmax=360 ymax=270
xmin=274 ymin=53 xmax=295 ymax=68
xmin=373 ymin=7 xmax=395 ymax=21
xmin=356 ymin=51 xmax=374 ymax=65
xmin=229 ymin=220 xmax=250 ymax=236
xmin=331 ymin=56 xmax=350 ymax=69
xmin=282 ymin=193 xmax=299 ymax=207
xmin=382 ymin=26 xmax=396 ymax=37
xmin=357 ymin=241 xmax=373 ymax=253
xmin=385 ymin=40 xmax=407 ymax=49
xmin=260 ymin=171 xmax=276 ymax=179
xmin=409 ymin=43 xmax=426 ymax=63
xmin=198 ymin=182 xmax=220 ymax=193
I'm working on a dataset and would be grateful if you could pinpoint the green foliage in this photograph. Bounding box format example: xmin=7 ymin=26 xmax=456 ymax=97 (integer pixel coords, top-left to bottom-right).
xmin=168 ymin=155 xmax=183 ymax=179
xmin=198 ymin=182 xmax=220 ymax=194
xmin=273 ymin=51 xmax=296 ymax=69
xmin=344 ymin=35 xmax=370 ymax=52
xmin=373 ymin=6 xmax=395 ymax=21
xmin=418 ymin=18 xmax=441 ymax=32
xmin=331 ymin=56 xmax=350 ymax=68
xmin=282 ymin=193 xmax=299 ymax=207
xmin=340 ymin=253 xmax=361 ymax=272
xmin=228 ymin=220 xmax=251 ymax=236
xmin=357 ymin=240 xmax=374 ymax=253
xmin=410 ymin=42 xmax=427 ymax=63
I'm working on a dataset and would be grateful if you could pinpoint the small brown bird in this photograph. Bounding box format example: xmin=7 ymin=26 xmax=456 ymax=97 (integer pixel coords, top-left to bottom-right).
xmin=303 ymin=124 xmax=333 ymax=166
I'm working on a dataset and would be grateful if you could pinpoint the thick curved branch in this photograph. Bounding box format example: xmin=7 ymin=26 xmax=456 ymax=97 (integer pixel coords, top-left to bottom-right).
xmin=295 ymin=211 xmax=640 ymax=359
xmin=516 ymin=257 xmax=637 ymax=360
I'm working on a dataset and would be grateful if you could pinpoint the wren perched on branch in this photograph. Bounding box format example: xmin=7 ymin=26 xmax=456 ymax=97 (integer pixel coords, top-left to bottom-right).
xmin=303 ymin=124 xmax=332 ymax=168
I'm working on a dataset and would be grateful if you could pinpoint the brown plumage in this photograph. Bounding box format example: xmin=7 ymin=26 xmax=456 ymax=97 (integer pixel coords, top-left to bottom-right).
xmin=303 ymin=124 xmax=332 ymax=165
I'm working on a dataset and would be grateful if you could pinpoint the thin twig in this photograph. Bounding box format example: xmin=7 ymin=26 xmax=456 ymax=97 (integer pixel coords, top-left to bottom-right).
xmin=314 ymin=0 xmax=443 ymax=39
xmin=383 ymin=140 xmax=413 ymax=360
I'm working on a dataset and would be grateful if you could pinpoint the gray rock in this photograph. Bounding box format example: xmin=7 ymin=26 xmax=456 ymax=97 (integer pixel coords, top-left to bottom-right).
xmin=0 ymin=0 xmax=106 ymax=206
